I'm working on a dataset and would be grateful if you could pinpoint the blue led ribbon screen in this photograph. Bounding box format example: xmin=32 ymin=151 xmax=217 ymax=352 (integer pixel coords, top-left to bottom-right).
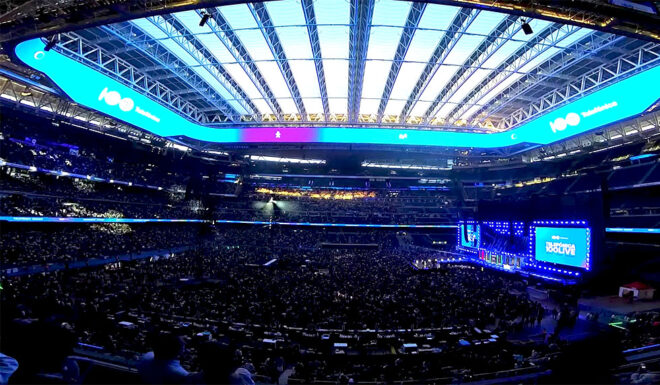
xmin=14 ymin=38 xmax=660 ymax=148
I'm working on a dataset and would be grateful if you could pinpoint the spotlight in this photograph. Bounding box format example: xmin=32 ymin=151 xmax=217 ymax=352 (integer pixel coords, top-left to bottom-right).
xmin=44 ymin=35 xmax=59 ymax=51
xmin=521 ymin=20 xmax=533 ymax=35
xmin=199 ymin=12 xmax=211 ymax=27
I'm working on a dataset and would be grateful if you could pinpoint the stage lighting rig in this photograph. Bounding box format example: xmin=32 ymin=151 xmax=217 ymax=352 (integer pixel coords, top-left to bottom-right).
xmin=199 ymin=12 xmax=211 ymax=27
xmin=43 ymin=35 xmax=59 ymax=51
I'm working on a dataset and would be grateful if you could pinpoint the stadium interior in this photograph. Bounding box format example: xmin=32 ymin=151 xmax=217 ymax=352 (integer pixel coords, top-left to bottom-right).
xmin=1 ymin=0 xmax=660 ymax=384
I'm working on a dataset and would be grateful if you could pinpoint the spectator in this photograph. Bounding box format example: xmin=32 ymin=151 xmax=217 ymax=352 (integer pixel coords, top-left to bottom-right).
xmin=188 ymin=342 xmax=254 ymax=385
xmin=138 ymin=332 xmax=189 ymax=384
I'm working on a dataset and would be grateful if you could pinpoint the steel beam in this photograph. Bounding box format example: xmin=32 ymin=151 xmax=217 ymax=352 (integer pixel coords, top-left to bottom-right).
xmin=144 ymin=14 xmax=258 ymax=120
xmin=101 ymin=23 xmax=241 ymax=122
xmin=55 ymin=31 xmax=228 ymax=123
xmin=0 ymin=74 xmax=159 ymax=143
xmin=2 ymin=0 xmax=660 ymax=45
xmin=470 ymin=32 xmax=626 ymax=127
xmin=376 ymin=2 xmax=426 ymax=123
xmin=248 ymin=2 xmax=307 ymax=117
xmin=496 ymin=41 xmax=660 ymax=129
xmin=526 ymin=110 xmax=660 ymax=161
xmin=423 ymin=15 xmax=521 ymax=124
xmin=347 ymin=0 xmax=375 ymax=123
xmin=202 ymin=7 xmax=283 ymax=120
xmin=399 ymin=8 xmax=479 ymax=122
xmin=301 ymin=0 xmax=330 ymax=122
xmin=446 ymin=23 xmax=576 ymax=123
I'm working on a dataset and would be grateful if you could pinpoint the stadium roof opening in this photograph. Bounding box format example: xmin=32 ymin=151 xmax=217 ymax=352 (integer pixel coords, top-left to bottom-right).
xmin=12 ymin=0 xmax=660 ymax=149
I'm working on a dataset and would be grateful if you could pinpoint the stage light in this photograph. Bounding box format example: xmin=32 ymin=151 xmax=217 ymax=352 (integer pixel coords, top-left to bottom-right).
xmin=247 ymin=155 xmax=325 ymax=164
xmin=199 ymin=12 xmax=211 ymax=27
xmin=44 ymin=35 xmax=59 ymax=51
xmin=521 ymin=20 xmax=533 ymax=35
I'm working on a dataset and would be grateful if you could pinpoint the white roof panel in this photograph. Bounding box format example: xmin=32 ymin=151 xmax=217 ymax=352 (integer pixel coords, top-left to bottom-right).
xmin=83 ymin=2 xmax=628 ymax=129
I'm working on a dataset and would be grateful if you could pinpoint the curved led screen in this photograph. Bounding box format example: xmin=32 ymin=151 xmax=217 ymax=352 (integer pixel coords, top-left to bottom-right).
xmin=14 ymin=38 xmax=660 ymax=148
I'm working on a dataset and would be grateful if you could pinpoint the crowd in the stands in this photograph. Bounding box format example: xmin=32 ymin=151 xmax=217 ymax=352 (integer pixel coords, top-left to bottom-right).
xmin=0 ymin=168 xmax=457 ymax=225
xmin=0 ymin=224 xmax=206 ymax=267
xmin=1 ymin=120 xmax=187 ymax=189
xmin=0 ymin=222 xmax=405 ymax=268
xmin=1 ymin=110 xmax=658 ymax=385
xmin=2 ymin=232 xmax=560 ymax=384
xmin=619 ymin=311 xmax=660 ymax=350
xmin=207 ymin=189 xmax=456 ymax=225
xmin=1 ymin=117 xmax=459 ymax=225
xmin=0 ymin=190 xmax=204 ymax=219
xmin=0 ymin=116 xmax=239 ymax=198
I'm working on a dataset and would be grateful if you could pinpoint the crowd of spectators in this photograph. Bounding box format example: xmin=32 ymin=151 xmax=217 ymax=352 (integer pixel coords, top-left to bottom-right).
xmin=1 ymin=167 xmax=458 ymax=225
xmin=0 ymin=189 xmax=203 ymax=219
xmin=209 ymin=189 xmax=456 ymax=225
xmin=0 ymin=116 xmax=239 ymax=199
xmin=617 ymin=311 xmax=660 ymax=350
xmin=0 ymin=222 xmax=414 ymax=268
xmin=0 ymin=115 xmax=465 ymax=227
xmin=2 ymin=234 xmax=558 ymax=383
xmin=1 ymin=138 xmax=459 ymax=225
xmin=1 ymin=119 xmax=189 ymax=189
xmin=1 ymin=111 xmax=652 ymax=384
xmin=0 ymin=165 xmax=210 ymax=219
xmin=0 ymin=223 xmax=207 ymax=267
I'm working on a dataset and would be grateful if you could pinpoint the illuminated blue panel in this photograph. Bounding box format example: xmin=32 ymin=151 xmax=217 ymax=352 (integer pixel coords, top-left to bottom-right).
xmin=629 ymin=154 xmax=657 ymax=161
xmin=14 ymin=38 xmax=660 ymax=148
xmin=606 ymin=227 xmax=660 ymax=234
xmin=14 ymin=39 xmax=241 ymax=142
xmin=215 ymin=219 xmax=457 ymax=228
xmin=0 ymin=216 xmax=209 ymax=223
xmin=534 ymin=227 xmax=591 ymax=269
xmin=459 ymin=223 xmax=480 ymax=248
xmin=0 ymin=216 xmax=457 ymax=228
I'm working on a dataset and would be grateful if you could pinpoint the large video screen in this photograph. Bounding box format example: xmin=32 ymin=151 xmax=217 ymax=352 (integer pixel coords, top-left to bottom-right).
xmin=15 ymin=38 xmax=660 ymax=148
xmin=480 ymin=222 xmax=528 ymax=255
xmin=460 ymin=224 xmax=480 ymax=249
xmin=535 ymin=227 xmax=590 ymax=269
